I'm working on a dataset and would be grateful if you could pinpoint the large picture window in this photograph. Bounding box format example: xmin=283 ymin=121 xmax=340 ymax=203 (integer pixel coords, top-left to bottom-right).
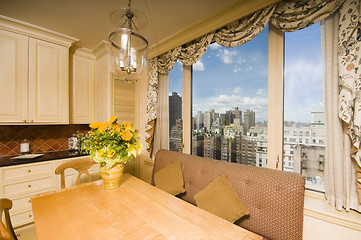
xmin=191 ymin=26 xmax=268 ymax=168
xmin=283 ymin=22 xmax=325 ymax=192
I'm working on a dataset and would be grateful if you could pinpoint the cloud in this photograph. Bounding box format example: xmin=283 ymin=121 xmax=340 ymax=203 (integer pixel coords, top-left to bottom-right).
xmin=245 ymin=66 xmax=253 ymax=71
xmin=193 ymin=60 xmax=204 ymax=71
xmin=283 ymin=59 xmax=323 ymax=122
xmin=216 ymin=49 xmax=238 ymax=64
xmin=233 ymin=87 xmax=242 ymax=93
xmin=233 ymin=66 xmax=242 ymax=73
xmin=209 ymin=43 xmax=220 ymax=50
xmin=256 ymin=89 xmax=265 ymax=95
xmin=237 ymin=56 xmax=246 ymax=64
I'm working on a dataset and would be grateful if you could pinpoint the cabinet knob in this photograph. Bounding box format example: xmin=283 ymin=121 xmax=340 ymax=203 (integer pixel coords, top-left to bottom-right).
xmin=28 ymin=199 xmax=31 ymax=203
xmin=23 ymin=120 xmax=27 ymax=123
xmin=28 ymin=214 xmax=32 ymax=218
xmin=28 ymin=169 xmax=31 ymax=173
xmin=30 ymin=120 xmax=34 ymax=123
xmin=28 ymin=184 xmax=32 ymax=188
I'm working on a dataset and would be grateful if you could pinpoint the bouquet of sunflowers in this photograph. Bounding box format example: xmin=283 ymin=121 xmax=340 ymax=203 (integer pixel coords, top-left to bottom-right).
xmin=81 ymin=116 xmax=142 ymax=168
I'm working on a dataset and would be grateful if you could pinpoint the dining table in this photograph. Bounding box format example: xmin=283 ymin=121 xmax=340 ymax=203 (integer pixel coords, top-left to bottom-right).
xmin=31 ymin=173 xmax=262 ymax=240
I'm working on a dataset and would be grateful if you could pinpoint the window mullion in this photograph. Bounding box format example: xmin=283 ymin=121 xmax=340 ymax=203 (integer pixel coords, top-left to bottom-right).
xmin=267 ymin=24 xmax=284 ymax=170
xmin=182 ymin=64 xmax=192 ymax=154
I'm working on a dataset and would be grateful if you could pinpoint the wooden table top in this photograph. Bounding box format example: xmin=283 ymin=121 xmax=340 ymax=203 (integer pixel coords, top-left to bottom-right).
xmin=31 ymin=173 xmax=262 ymax=240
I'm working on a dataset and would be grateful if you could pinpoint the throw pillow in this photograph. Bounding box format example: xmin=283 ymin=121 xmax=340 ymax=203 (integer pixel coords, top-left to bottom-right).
xmin=194 ymin=174 xmax=249 ymax=223
xmin=154 ymin=161 xmax=186 ymax=195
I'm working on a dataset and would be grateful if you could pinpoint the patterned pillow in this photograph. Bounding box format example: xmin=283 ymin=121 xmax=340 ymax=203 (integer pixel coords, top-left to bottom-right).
xmin=154 ymin=161 xmax=186 ymax=195
xmin=194 ymin=174 xmax=249 ymax=223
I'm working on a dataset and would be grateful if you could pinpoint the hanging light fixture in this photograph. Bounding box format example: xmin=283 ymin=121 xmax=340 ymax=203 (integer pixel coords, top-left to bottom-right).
xmin=108 ymin=0 xmax=148 ymax=82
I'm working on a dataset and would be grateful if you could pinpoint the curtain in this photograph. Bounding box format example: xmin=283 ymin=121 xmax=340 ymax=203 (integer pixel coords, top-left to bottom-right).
xmin=271 ymin=0 xmax=345 ymax=31
xmin=145 ymin=58 xmax=158 ymax=156
xmin=151 ymin=73 xmax=169 ymax=159
xmin=337 ymin=0 xmax=361 ymax=204
xmin=322 ymin=10 xmax=361 ymax=211
xmin=214 ymin=5 xmax=275 ymax=47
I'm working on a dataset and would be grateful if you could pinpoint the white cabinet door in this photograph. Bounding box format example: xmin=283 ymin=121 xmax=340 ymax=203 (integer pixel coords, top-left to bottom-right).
xmin=0 ymin=29 xmax=28 ymax=123
xmin=71 ymin=55 xmax=95 ymax=124
xmin=28 ymin=38 xmax=69 ymax=123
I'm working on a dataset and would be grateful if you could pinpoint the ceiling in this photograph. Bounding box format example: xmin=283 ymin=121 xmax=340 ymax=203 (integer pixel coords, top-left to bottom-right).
xmin=0 ymin=0 xmax=238 ymax=50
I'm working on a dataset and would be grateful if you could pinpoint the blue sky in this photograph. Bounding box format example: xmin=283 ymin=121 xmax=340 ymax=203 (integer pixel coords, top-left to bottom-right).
xmin=169 ymin=23 xmax=323 ymax=123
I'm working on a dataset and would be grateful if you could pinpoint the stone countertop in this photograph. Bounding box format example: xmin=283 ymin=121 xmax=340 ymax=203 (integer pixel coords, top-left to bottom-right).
xmin=0 ymin=151 xmax=89 ymax=167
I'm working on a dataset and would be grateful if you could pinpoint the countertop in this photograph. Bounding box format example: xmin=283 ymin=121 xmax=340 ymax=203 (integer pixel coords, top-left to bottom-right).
xmin=0 ymin=151 xmax=89 ymax=167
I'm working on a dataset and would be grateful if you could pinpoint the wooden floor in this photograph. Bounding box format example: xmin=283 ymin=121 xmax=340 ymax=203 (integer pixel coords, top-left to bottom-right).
xmin=15 ymin=224 xmax=38 ymax=240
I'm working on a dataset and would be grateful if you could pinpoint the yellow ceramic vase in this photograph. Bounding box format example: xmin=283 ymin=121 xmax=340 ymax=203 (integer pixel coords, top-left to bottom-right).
xmin=100 ymin=163 xmax=124 ymax=190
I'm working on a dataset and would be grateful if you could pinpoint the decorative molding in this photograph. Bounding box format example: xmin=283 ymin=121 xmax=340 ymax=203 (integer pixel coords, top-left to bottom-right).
xmin=0 ymin=15 xmax=78 ymax=47
xmin=74 ymin=48 xmax=96 ymax=60
xmin=304 ymin=192 xmax=361 ymax=232
xmin=148 ymin=0 xmax=281 ymax=59
xmin=92 ymin=40 xmax=111 ymax=60
xmin=304 ymin=208 xmax=361 ymax=232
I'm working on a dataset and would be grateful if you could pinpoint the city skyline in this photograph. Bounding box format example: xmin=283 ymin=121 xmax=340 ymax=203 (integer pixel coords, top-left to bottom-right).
xmin=169 ymin=22 xmax=323 ymax=124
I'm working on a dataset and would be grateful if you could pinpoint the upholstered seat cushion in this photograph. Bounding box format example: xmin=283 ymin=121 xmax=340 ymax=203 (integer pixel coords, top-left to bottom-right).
xmin=194 ymin=174 xmax=249 ymax=223
xmin=154 ymin=161 xmax=186 ymax=195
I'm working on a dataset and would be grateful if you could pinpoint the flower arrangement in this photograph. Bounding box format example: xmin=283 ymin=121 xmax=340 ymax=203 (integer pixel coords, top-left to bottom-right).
xmin=81 ymin=116 xmax=142 ymax=168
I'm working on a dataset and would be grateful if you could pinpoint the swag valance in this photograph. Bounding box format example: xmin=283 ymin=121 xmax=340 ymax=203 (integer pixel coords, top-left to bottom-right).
xmin=145 ymin=0 xmax=345 ymax=157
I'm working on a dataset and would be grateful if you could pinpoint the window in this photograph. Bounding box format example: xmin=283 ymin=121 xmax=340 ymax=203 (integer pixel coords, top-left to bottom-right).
xmin=169 ymin=61 xmax=183 ymax=152
xmin=283 ymin=22 xmax=325 ymax=192
xmin=191 ymin=26 xmax=268 ymax=167
xmin=171 ymin=19 xmax=326 ymax=194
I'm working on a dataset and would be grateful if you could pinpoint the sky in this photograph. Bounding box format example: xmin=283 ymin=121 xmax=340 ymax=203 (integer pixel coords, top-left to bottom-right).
xmin=168 ymin=23 xmax=323 ymax=123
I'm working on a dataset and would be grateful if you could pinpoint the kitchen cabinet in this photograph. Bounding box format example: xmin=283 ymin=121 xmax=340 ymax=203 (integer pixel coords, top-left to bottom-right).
xmin=0 ymin=16 xmax=77 ymax=124
xmin=0 ymin=156 xmax=99 ymax=227
xmin=0 ymin=29 xmax=28 ymax=122
xmin=28 ymin=38 xmax=69 ymax=123
xmin=0 ymin=161 xmax=56 ymax=227
xmin=0 ymin=30 xmax=69 ymax=124
xmin=70 ymin=49 xmax=95 ymax=124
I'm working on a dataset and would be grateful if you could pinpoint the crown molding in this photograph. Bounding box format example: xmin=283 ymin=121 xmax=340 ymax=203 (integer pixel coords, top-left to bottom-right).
xmin=73 ymin=48 xmax=96 ymax=60
xmin=0 ymin=15 xmax=78 ymax=47
xmin=148 ymin=0 xmax=281 ymax=59
xmin=92 ymin=40 xmax=111 ymax=60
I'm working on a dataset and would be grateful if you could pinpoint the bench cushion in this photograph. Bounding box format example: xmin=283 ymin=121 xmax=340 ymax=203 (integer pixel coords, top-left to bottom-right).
xmin=152 ymin=149 xmax=305 ymax=240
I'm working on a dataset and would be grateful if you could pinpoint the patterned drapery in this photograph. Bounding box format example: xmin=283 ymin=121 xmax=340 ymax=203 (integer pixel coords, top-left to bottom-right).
xmin=271 ymin=0 xmax=345 ymax=31
xmin=145 ymin=58 xmax=158 ymax=156
xmin=145 ymin=34 xmax=213 ymax=156
xmin=214 ymin=6 xmax=275 ymax=48
xmin=337 ymin=0 xmax=361 ymax=202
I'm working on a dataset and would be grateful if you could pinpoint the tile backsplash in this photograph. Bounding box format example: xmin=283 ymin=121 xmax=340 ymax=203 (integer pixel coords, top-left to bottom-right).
xmin=0 ymin=125 xmax=89 ymax=157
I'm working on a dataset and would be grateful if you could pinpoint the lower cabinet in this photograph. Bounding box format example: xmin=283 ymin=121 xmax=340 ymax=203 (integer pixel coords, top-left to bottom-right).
xmin=0 ymin=156 xmax=99 ymax=227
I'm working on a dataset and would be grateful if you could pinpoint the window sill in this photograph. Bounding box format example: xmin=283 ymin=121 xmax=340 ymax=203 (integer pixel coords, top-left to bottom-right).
xmin=304 ymin=190 xmax=361 ymax=231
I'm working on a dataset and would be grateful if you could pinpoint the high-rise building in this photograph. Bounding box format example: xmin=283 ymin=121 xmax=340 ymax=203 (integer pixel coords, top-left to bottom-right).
xmin=192 ymin=135 xmax=204 ymax=157
xmin=169 ymin=119 xmax=183 ymax=152
xmin=232 ymin=107 xmax=242 ymax=120
xmin=169 ymin=92 xmax=182 ymax=132
xmin=237 ymin=135 xmax=257 ymax=166
xmin=194 ymin=111 xmax=204 ymax=130
xmin=203 ymin=134 xmax=221 ymax=160
xmin=221 ymin=137 xmax=236 ymax=163
xmin=243 ymin=109 xmax=255 ymax=133
xmin=204 ymin=111 xmax=213 ymax=132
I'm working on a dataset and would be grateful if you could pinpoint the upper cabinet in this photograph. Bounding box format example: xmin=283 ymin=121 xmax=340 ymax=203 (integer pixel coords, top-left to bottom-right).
xmin=0 ymin=16 xmax=78 ymax=124
xmin=70 ymin=49 xmax=95 ymax=124
xmin=0 ymin=29 xmax=28 ymax=123
xmin=28 ymin=38 xmax=69 ymax=123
